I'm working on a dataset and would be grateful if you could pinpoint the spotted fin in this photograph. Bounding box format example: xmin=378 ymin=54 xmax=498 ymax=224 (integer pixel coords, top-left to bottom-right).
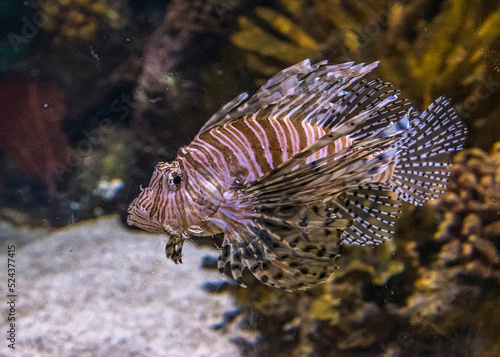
xmin=165 ymin=233 xmax=186 ymax=264
xmin=217 ymin=184 xmax=401 ymax=289
xmin=218 ymin=185 xmax=402 ymax=289
xmin=217 ymin=236 xmax=249 ymax=287
xmin=259 ymin=205 xmax=352 ymax=231
xmin=391 ymin=97 xmax=467 ymax=205
xmin=218 ymin=208 xmax=344 ymax=290
xmin=333 ymin=183 xmax=402 ymax=245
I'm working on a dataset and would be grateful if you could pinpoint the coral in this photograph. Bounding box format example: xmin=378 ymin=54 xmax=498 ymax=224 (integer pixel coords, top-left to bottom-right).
xmin=433 ymin=142 xmax=500 ymax=281
xmin=398 ymin=143 xmax=500 ymax=355
xmin=231 ymin=6 xmax=321 ymax=79
xmin=231 ymin=0 xmax=391 ymax=79
xmin=26 ymin=0 xmax=141 ymax=122
xmin=231 ymin=0 xmax=500 ymax=149
xmin=205 ymin=239 xmax=411 ymax=357
xmin=0 ymin=73 xmax=68 ymax=195
xmin=31 ymin=0 xmax=128 ymax=44
xmin=207 ymin=144 xmax=500 ymax=356
xmin=382 ymin=0 xmax=500 ymax=106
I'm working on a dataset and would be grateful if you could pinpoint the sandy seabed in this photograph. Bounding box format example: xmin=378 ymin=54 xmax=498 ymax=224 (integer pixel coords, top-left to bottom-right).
xmin=0 ymin=216 xmax=241 ymax=357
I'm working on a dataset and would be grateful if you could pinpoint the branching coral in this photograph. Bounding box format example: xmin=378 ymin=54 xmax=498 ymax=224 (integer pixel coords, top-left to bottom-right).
xmin=207 ymin=144 xmax=500 ymax=356
xmin=231 ymin=5 xmax=321 ymax=79
xmin=396 ymin=143 xmax=500 ymax=356
xmin=433 ymin=142 xmax=500 ymax=280
xmin=31 ymin=0 xmax=128 ymax=44
xmin=231 ymin=0 xmax=500 ymax=149
xmin=205 ymin=239 xmax=411 ymax=357
xmin=384 ymin=0 xmax=500 ymax=107
xmin=231 ymin=0 xmax=394 ymax=77
xmin=233 ymin=0 xmax=500 ymax=102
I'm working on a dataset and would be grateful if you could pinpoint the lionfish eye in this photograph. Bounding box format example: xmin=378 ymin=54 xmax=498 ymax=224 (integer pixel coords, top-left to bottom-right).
xmin=173 ymin=176 xmax=182 ymax=185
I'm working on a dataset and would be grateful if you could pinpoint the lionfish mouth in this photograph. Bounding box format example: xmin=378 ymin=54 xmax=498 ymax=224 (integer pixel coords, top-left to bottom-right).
xmin=126 ymin=204 xmax=166 ymax=234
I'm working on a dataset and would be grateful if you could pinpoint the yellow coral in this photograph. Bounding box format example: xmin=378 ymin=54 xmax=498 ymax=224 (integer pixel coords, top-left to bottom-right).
xmin=232 ymin=0 xmax=500 ymax=150
xmin=30 ymin=0 xmax=128 ymax=44
xmin=231 ymin=8 xmax=319 ymax=74
xmin=396 ymin=0 xmax=500 ymax=106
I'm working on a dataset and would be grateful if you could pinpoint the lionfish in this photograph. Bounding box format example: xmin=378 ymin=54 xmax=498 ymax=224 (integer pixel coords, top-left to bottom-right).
xmin=127 ymin=60 xmax=466 ymax=290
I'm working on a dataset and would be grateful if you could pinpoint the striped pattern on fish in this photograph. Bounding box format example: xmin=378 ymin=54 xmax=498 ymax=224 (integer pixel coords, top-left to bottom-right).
xmin=127 ymin=59 xmax=467 ymax=290
xmin=184 ymin=116 xmax=356 ymax=185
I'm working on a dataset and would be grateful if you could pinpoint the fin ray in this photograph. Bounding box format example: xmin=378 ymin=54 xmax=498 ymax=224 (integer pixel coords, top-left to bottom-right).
xmin=392 ymin=97 xmax=467 ymax=204
xmin=197 ymin=60 xmax=397 ymax=135
xmin=218 ymin=213 xmax=342 ymax=290
xmin=334 ymin=184 xmax=402 ymax=245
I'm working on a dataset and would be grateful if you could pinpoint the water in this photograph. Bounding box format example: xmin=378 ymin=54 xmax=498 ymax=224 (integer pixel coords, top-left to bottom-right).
xmin=0 ymin=1 xmax=499 ymax=356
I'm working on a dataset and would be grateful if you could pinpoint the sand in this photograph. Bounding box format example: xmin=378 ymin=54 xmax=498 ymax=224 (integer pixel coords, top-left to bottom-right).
xmin=0 ymin=216 xmax=241 ymax=357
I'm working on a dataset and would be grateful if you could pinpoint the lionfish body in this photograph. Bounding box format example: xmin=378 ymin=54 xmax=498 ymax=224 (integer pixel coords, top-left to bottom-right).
xmin=128 ymin=60 xmax=466 ymax=290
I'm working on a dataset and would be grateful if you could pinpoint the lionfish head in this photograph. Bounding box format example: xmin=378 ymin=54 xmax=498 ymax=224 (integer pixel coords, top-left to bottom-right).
xmin=127 ymin=161 xmax=184 ymax=235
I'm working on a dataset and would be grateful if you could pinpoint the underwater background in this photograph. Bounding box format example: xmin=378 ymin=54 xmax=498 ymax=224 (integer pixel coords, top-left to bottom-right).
xmin=1 ymin=0 xmax=500 ymax=356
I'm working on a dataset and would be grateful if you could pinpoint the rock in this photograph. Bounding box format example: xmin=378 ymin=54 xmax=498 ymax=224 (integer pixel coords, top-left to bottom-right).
xmin=0 ymin=216 xmax=241 ymax=357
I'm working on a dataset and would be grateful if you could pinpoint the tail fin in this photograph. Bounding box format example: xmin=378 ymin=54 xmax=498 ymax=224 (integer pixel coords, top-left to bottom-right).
xmin=391 ymin=97 xmax=467 ymax=205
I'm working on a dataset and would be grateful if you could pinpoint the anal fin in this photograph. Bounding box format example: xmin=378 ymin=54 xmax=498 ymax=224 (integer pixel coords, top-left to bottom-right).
xmin=333 ymin=183 xmax=402 ymax=245
xmin=217 ymin=203 xmax=345 ymax=290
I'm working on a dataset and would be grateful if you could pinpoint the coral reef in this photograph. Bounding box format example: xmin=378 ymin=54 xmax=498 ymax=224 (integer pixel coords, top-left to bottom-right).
xmin=30 ymin=0 xmax=128 ymax=44
xmin=231 ymin=0 xmax=500 ymax=149
xmin=433 ymin=142 xmax=500 ymax=281
xmin=206 ymin=143 xmax=500 ymax=357
xmin=0 ymin=0 xmax=146 ymax=226
xmin=398 ymin=143 xmax=500 ymax=356
xmin=26 ymin=0 xmax=141 ymax=121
